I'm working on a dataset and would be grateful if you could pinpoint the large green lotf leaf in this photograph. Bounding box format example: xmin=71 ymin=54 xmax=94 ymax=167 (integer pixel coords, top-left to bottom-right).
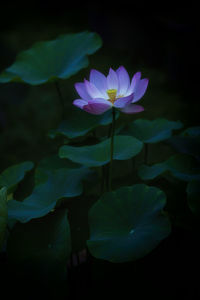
xmin=49 ymin=109 xmax=119 ymax=139
xmin=0 ymin=31 xmax=102 ymax=85
xmin=59 ymin=135 xmax=143 ymax=167
xmin=139 ymin=163 xmax=166 ymax=181
xmin=181 ymin=126 xmax=200 ymax=138
xmin=0 ymin=187 xmax=8 ymax=250
xmin=7 ymin=209 xmax=71 ymax=283
xmin=34 ymin=154 xmax=81 ymax=185
xmin=167 ymin=136 xmax=200 ymax=161
xmin=0 ymin=161 xmax=34 ymax=193
xmin=8 ymin=160 xmax=92 ymax=223
xmin=187 ymin=181 xmax=200 ymax=216
xmin=87 ymin=184 xmax=171 ymax=263
xmin=167 ymin=126 xmax=200 ymax=161
xmin=126 ymin=118 xmax=183 ymax=143
xmin=138 ymin=154 xmax=200 ymax=181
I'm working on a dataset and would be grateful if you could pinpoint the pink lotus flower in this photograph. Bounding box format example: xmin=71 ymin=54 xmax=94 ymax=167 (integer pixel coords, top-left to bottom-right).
xmin=73 ymin=66 xmax=148 ymax=115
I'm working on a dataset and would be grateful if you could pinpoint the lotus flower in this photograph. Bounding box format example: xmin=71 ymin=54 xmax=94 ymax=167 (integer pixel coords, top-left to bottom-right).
xmin=73 ymin=66 xmax=148 ymax=115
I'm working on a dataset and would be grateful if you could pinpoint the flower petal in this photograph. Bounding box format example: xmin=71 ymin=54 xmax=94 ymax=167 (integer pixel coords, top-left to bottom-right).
xmin=132 ymin=78 xmax=149 ymax=103
xmin=114 ymin=93 xmax=134 ymax=108
xmin=107 ymin=68 xmax=118 ymax=90
xmin=83 ymin=98 xmax=112 ymax=115
xmin=120 ymin=104 xmax=144 ymax=114
xmin=73 ymin=99 xmax=88 ymax=109
xmin=75 ymin=82 xmax=91 ymax=100
xmin=116 ymin=66 xmax=130 ymax=96
xmin=127 ymin=72 xmax=141 ymax=95
xmin=84 ymin=79 xmax=104 ymax=98
xmin=89 ymin=69 xmax=108 ymax=98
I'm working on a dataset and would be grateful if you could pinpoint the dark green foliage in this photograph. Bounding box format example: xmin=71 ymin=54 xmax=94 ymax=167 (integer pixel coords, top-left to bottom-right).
xmin=124 ymin=118 xmax=183 ymax=143
xmin=0 ymin=31 xmax=102 ymax=85
xmin=8 ymin=156 xmax=92 ymax=223
xmin=87 ymin=184 xmax=171 ymax=262
xmin=0 ymin=161 xmax=34 ymax=193
xmin=59 ymin=135 xmax=143 ymax=167
xmin=167 ymin=126 xmax=200 ymax=161
xmin=49 ymin=109 xmax=120 ymax=139
xmin=0 ymin=26 xmax=199 ymax=298
xmin=138 ymin=154 xmax=200 ymax=181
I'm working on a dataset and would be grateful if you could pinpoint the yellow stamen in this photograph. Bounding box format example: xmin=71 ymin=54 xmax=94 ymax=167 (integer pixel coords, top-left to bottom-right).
xmin=107 ymin=89 xmax=117 ymax=103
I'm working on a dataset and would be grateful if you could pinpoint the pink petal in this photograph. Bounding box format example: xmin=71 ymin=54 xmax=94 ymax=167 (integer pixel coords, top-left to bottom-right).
xmin=114 ymin=93 xmax=134 ymax=108
xmin=89 ymin=69 xmax=108 ymax=98
xmin=84 ymin=79 xmax=104 ymax=98
xmin=120 ymin=104 xmax=144 ymax=114
xmin=75 ymin=83 xmax=91 ymax=100
xmin=73 ymin=99 xmax=88 ymax=109
xmin=107 ymin=68 xmax=118 ymax=90
xmin=116 ymin=66 xmax=130 ymax=95
xmin=83 ymin=98 xmax=112 ymax=115
xmin=127 ymin=72 xmax=141 ymax=95
xmin=132 ymin=78 xmax=149 ymax=103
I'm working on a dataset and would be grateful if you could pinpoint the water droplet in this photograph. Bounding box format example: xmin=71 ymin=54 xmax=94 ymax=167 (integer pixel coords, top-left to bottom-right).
xmin=129 ymin=229 xmax=135 ymax=235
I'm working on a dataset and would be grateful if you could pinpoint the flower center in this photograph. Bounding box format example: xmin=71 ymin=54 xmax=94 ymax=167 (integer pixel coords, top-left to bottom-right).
xmin=107 ymin=89 xmax=117 ymax=104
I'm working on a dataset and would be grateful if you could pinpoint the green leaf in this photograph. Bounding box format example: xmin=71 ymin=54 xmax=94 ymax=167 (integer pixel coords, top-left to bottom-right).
xmin=59 ymin=135 xmax=143 ymax=167
xmin=0 ymin=31 xmax=102 ymax=85
xmin=0 ymin=187 xmax=8 ymax=250
xmin=8 ymin=158 xmax=92 ymax=223
xmin=87 ymin=184 xmax=171 ymax=263
xmin=34 ymin=154 xmax=81 ymax=185
xmin=187 ymin=181 xmax=200 ymax=216
xmin=0 ymin=161 xmax=34 ymax=193
xmin=167 ymin=135 xmax=200 ymax=161
xmin=138 ymin=154 xmax=200 ymax=181
xmin=181 ymin=126 xmax=200 ymax=138
xmin=7 ymin=209 xmax=71 ymax=283
xmin=126 ymin=118 xmax=183 ymax=143
xmin=139 ymin=163 xmax=166 ymax=180
xmin=167 ymin=126 xmax=200 ymax=161
xmin=49 ymin=109 xmax=119 ymax=139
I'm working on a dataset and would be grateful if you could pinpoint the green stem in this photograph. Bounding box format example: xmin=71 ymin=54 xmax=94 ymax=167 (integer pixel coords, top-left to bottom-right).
xmin=107 ymin=122 xmax=112 ymax=138
xmin=104 ymin=120 xmax=113 ymax=191
xmin=108 ymin=107 xmax=116 ymax=191
xmin=55 ymin=81 xmax=65 ymax=119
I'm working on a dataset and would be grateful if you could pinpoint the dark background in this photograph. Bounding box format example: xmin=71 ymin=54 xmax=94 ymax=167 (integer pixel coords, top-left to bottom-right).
xmin=0 ymin=3 xmax=200 ymax=299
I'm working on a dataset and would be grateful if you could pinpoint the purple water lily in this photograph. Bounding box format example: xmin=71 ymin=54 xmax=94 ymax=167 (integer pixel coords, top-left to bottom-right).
xmin=73 ymin=66 xmax=148 ymax=115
